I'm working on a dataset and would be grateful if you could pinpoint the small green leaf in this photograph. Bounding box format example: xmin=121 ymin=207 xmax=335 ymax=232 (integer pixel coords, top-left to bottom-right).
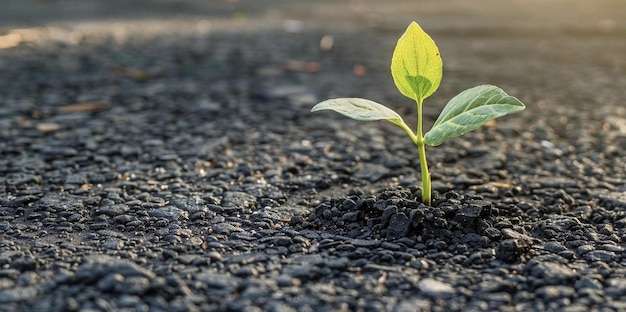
xmin=424 ymin=85 xmax=525 ymax=146
xmin=311 ymin=98 xmax=408 ymax=128
xmin=391 ymin=21 xmax=443 ymax=103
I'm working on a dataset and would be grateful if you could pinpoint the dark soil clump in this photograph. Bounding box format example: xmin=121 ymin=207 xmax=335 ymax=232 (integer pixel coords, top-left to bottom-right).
xmin=304 ymin=186 xmax=533 ymax=264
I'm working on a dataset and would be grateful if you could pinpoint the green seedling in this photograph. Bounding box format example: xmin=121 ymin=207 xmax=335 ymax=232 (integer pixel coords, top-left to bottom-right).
xmin=312 ymin=21 xmax=525 ymax=206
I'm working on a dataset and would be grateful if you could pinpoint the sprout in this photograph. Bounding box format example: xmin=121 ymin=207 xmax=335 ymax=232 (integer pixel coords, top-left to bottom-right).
xmin=312 ymin=22 xmax=525 ymax=205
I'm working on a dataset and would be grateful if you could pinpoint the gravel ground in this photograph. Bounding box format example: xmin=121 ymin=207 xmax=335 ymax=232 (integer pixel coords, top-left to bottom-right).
xmin=1 ymin=1 xmax=626 ymax=311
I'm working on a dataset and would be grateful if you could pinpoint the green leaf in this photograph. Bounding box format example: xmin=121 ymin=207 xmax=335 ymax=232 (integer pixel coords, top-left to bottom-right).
xmin=311 ymin=98 xmax=408 ymax=128
xmin=391 ymin=21 xmax=443 ymax=103
xmin=424 ymin=85 xmax=525 ymax=146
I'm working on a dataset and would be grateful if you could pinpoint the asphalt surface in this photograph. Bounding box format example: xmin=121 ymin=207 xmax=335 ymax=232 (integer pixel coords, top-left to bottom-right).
xmin=1 ymin=1 xmax=626 ymax=311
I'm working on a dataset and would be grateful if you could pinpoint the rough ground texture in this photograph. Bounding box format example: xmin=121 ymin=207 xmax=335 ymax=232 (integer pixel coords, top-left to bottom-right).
xmin=1 ymin=0 xmax=626 ymax=311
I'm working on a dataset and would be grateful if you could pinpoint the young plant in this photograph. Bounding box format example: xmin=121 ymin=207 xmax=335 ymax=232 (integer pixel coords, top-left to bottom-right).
xmin=312 ymin=21 xmax=525 ymax=206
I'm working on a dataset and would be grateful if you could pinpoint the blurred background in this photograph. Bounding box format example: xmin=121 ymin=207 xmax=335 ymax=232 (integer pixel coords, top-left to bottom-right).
xmin=1 ymin=0 xmax=625 ymax=130
xmin=2 ymin=0 xmax=625 ymax=43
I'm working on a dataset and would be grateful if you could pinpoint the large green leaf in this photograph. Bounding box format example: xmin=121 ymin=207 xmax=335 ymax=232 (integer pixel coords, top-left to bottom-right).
xmin=311 ymin=98 xmax=407 ymax=129
xmin=424 ymin=85 xmax=525 ymax=146
xmin=391 ymin=21 xmax=442 ymax=103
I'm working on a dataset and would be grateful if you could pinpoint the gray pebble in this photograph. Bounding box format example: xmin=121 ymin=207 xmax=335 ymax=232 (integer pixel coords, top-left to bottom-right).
xmin=169 ymin=196 xmax=209 ymax=213
xmin=454 ymin=205 xmax=482 ymax=224
xmin=118 ymin=295 xmax=142 ymax=308
xmin=65 ymin=173 xmax=88 ymax=185
xmin=544 ymin=241 xmax=568 ymax=253
xmin=598 ymin=192 xmax=626 ymax=209
xmin=605 ymin=278 xmax=626 ymax=297
xmin=0 ymin=286 xmax=38 ymax=303
xmin=386 ymin=213 xmax=410 ymax=240
xmin=102 ymin=239 xmax=124 ymax=250
xmin=75 ymin=255 xmax=156 ymax=282
xmin=418 ymin=278 xmax=456 ymax=299
xmin=526 ymin=261 xmax=576 ymax=286
xmin=575 ymin=276 xmax=603 ymax=291
xmin=353 ymin=163 xmax=389 ymax=182
xmin=351 ymin=239 xmax=381 ymax=248
xmin=575 ymin=244 xmax=595 ymax=255
xmin=0 ymin=278 xmax=15 ymax=290
xmin=120 ymin=276 xmax=151 ymax=295
xmin=222 ymin=191 xmax=257 ymax=208
xmin=97 ymin=273 xmax=124 ymax=291
xmin=232 ymin=266 xmax=258 ymax=277
xmin=538 ymin=177 xmax=578 ymax=188
xmin=535 ymin=285 xmax=576 ymax=300
xmin=195 ymin=273 xmax=240 ymax=289
xmin=211 ymin=223 xmax=244 ymax=235
xmin=148 ymin=206 xmax=188 ymax=220
xmin=584 ymin=250 xmax=616 ymax=262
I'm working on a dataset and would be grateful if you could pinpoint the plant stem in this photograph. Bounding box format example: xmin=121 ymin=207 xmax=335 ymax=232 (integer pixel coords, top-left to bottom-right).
xmin=394 ymin=102 xmax=432 ymax=206
xmin=415 ymin=139 xmax=431 ymax=206
xmin=415 ymin=99 xmax=431 ymax=206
